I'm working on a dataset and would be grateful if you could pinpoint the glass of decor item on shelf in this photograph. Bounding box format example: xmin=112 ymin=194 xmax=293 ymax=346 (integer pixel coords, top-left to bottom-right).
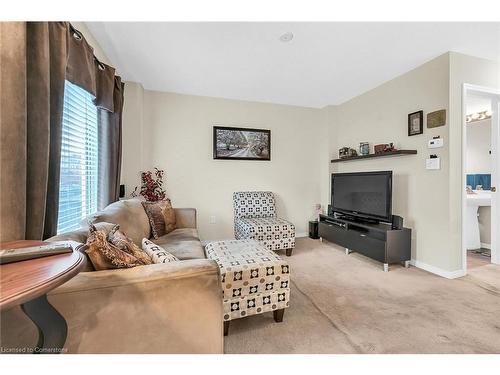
xmin=359 ymin=142 xmax=370 ymax=156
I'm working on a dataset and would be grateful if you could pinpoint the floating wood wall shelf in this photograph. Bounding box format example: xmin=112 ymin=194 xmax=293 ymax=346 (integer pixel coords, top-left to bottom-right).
xmin=331 ymin=150 xmax=417 ymax=163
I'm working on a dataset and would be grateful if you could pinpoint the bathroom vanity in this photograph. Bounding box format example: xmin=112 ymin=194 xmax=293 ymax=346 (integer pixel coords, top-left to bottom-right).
xmin=466 ymin=190 xmax=491 ymax=250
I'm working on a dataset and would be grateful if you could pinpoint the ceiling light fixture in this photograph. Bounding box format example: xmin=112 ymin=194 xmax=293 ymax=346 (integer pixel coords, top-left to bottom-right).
xmin=279 ymin=32 xmax=294 ymax=43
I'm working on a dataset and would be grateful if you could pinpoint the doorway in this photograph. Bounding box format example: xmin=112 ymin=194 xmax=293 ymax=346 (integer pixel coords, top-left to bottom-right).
xmin=462 ymin=84 xmax=500 ymax=273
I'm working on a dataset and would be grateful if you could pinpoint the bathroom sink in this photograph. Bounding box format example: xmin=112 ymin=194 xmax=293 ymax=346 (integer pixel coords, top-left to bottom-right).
xmin=466 ymin=190 xmax=491 ymax=250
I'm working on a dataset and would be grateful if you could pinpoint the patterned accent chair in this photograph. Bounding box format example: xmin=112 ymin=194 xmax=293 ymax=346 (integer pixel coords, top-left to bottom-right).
xmin=233 ymin=191 xmax=296 ymax=256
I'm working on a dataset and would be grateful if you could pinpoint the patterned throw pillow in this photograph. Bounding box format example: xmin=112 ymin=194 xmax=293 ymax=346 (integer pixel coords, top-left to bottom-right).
xmin=141 ymin=199 xmax=176 ymax=239
xmin=161 ymin=200 xmax=177 ymax=234
xmin=107 ymin=225 xmax=152 ymax=265
xmin=142 ymin=239 xmax=179 ymax=264
xmin=84 ymin=224 xmax=144 ymax=270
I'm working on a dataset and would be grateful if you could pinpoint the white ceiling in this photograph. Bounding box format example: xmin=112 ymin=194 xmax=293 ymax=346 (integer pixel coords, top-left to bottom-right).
xmin=86 ymin=22 xmax=500 ymax=108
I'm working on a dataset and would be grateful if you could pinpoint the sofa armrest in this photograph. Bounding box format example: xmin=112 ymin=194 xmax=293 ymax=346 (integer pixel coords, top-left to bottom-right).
xmin=52 ymin=259 xmax=216 ymax=292
xmin=46 ymin=229 xmax=88 ymax=244
xmin=174 ymin=208 xmax=197 ymax=229
xmin=0 ymin=259 xmax=223 ymax=353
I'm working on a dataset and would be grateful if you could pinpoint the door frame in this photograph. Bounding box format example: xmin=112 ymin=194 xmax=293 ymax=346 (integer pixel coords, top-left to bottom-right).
xmin=462 ymin=83 xmax=500 ymax=273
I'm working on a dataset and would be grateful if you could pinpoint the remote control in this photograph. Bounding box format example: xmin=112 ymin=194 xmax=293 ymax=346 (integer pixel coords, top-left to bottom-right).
xmin=0 ymin=242 xmax=73 ymax=264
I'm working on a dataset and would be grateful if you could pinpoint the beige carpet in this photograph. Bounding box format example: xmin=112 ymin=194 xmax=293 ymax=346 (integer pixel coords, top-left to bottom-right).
xmin=224 ymin=237 xmax=500 ymax=354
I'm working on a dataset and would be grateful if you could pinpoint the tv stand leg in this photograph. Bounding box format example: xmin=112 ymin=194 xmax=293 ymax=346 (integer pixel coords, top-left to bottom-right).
xmin=319 ymin=237 xmax=323 ymax=242
xmin=383 ymin=263 xmax=389 ymax=272
xmin=345 ymin=248 xmax=351 ymax=255
xmin=404 ymin=260 xmax=410 ymax=268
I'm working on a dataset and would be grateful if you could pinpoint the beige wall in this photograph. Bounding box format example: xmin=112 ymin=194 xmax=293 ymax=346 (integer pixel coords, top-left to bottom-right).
xmin=121 ymin=86 xmax=327 ymax=240
xmin=326 ymin=54 xmax=452 ymax=270
xmin=121 ymin=81 xmax=145 ymax=195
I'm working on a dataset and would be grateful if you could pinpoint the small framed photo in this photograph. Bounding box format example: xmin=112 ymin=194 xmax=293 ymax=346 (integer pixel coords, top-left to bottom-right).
xmin=408 ymin=110 xmax=424 ymax=136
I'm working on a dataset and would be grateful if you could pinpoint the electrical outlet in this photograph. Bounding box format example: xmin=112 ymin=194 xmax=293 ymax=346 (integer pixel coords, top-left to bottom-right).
xmin=209 ymin=215 xmax=216 ymax=224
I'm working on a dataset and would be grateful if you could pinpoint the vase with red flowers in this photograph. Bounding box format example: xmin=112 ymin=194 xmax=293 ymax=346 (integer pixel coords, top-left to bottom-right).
xmin=131 ymin=168 xmax=166 ymax=202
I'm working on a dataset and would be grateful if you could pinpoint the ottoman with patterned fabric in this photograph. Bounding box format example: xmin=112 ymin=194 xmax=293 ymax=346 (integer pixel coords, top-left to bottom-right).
xmin=205 ymin=239 xmax=291 ymax=336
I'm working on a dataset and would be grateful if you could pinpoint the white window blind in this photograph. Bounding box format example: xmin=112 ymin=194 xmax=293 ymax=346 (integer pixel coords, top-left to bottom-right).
xmin=57 ymin=80 xmax=98 ymax=234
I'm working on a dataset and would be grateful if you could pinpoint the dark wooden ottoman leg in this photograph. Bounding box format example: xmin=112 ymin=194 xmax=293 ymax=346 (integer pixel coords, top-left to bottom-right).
xmin=273 ymin=308 xmax=285 ymax=323
xmin=286 ymin=248 xmax=293 ymax=256
xmin=224 ymin=321 xmax=230 ymax=336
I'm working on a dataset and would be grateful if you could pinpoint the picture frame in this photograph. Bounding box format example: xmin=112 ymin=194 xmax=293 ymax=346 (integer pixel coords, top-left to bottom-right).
xmin=427 ymin=109 xmax=446 ymax=128
xmin=213 ymin=126 xmax=271 ymax=160
xmin=408 ymin=110 xmax=424 ymax=136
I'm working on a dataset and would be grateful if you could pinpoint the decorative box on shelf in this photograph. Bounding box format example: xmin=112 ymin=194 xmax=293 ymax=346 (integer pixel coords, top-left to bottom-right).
xmin=338 ymin=147 xmax=358 ymax=159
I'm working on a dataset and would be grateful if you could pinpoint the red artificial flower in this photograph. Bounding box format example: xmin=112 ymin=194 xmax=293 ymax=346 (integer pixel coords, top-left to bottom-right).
xmin=131 ymin=168 xmax=167 ymax=201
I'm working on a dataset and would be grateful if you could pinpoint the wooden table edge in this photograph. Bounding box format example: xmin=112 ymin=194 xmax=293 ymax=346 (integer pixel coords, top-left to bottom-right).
xmin=0 ymin=249 xmax=85 ymax=311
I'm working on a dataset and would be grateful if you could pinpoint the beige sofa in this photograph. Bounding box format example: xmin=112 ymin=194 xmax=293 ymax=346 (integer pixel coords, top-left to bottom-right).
xmin=0 ymin=199 xmax=223 ymax=354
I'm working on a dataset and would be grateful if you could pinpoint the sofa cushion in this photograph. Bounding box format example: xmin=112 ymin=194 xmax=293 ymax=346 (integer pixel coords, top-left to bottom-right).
xmin=89 ymin=198 xmax=151 ymax=245
xmin=154 ymin=228 xmax=205 ymax=260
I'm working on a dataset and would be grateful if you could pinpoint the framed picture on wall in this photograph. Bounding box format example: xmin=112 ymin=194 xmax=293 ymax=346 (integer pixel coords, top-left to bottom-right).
xmin=213 ymin=126 xmax=271 ymax=160
xmin=408 ymin=110 xmax=424 ymax=136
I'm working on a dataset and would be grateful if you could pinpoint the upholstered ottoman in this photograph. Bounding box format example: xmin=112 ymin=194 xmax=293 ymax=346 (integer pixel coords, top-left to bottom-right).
xmin=205 ymin=239 xmax=291 ymax=336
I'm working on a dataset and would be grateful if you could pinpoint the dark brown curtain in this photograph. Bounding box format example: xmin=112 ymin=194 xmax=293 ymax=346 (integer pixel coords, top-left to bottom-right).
xmin=0 ymin=22 xmax=124 ymax=242
xmin=98 ymin=77 xmax=125 ymax=210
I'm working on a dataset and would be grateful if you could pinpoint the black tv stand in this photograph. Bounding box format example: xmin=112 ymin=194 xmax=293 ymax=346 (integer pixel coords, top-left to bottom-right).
xmin=318 ymin=214 xmax=411 ymax=272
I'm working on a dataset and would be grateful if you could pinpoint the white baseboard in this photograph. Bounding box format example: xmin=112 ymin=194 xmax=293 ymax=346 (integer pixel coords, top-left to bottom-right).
xmin=481 ymin=242 xmax=491 ymax=250
xmin=410 ymin=259 xmax=466 ymax=279
xmin=296 ymin=232 xmax=308 ymax=238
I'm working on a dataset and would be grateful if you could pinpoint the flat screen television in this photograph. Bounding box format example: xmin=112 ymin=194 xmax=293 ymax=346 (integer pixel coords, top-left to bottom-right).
xmin=331 ymin=171 xmax=392 ymax=223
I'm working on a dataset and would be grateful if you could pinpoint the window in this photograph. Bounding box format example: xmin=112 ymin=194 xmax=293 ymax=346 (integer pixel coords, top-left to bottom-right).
xmin=57 ymin=81 xmax=98 ymax=234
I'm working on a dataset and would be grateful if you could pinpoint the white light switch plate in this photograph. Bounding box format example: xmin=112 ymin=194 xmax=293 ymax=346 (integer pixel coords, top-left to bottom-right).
xmin=426 ymin=158 xmax=441 ymax=170
xmin=428 ymin=138 xmax=444 ymax=148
